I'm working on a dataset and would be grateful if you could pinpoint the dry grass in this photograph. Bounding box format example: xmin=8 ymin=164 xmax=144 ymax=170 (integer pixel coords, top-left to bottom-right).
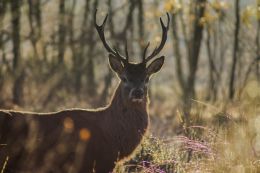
xmin=114 ymin=91 xmax=260 ymax=173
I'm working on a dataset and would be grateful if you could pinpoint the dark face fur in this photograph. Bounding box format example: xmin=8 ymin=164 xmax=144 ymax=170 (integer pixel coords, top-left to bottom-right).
xmin=108 ymin=54 xmax=164 ymax=103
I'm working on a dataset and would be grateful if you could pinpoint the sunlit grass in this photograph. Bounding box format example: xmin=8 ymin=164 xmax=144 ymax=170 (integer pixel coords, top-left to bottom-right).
xmin=115 ymin=95 xmax=260 ymax=173
xmin=0 ymin=156 xmax=8 ymax=173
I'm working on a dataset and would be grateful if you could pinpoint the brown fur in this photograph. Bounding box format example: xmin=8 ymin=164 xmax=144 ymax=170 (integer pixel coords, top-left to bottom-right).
xmin=0 ymin=82 xmax=149 ymax=173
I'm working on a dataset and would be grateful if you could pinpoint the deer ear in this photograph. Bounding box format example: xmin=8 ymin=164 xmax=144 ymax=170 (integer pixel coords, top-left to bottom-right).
xmin=146 ymin=56 xmax=165 ymax=76
xmin=108 ymin=54 xmax=124 ymax=74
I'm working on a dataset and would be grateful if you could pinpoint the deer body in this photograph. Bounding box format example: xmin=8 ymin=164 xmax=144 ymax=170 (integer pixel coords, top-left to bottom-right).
xmin=0 ymin=83 xmax=148 ymax=172
xmin=0 ymin=10 xmax=169 ymax=173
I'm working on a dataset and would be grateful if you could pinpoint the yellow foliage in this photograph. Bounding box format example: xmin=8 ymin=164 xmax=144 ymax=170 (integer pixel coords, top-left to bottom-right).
xmin=211 ymin=1 xmax=229 ymax=11
xmin=200 ymin=11 xmax=217 ymax=26
xmin=189 ymin=14 xmax=196 ymax=22
xmin=155 ymin=35 xmax=161 ymax=43
xmin=242 ymin=6 xmax=255 ymax=28
xmin=155 ymin=10 xmax=162 ymax=17
xmin=164 ymin=0 xmax=181 ymax=14
xmin=257 ymin=6 xmax=260 ymax=20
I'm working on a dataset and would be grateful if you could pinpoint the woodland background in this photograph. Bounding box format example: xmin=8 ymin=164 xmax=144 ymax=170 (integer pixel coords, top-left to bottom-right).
xmin=0 ymin=0 xmax=260 ymax=172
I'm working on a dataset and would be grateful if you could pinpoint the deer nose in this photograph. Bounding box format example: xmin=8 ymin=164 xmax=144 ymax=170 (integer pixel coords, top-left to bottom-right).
xmin=131 ymin=88 xmax=144 ymax=99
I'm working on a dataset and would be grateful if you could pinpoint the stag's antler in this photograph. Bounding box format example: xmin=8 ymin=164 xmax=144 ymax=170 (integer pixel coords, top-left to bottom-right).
xmin=94 ymin=9 xmax=129 ymax=64
xmin=142 ymin=13 xmax=170 ymax=64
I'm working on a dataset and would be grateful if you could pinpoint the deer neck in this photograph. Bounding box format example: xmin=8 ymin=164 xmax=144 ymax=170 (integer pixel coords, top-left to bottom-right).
xmin=109 ymin=83 xmax=148 ymax=113
xmin=106 ymin=83 xmax=149 ymax=158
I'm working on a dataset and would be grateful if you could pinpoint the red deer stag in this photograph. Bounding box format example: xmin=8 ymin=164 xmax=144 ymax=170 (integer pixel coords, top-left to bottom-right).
xmin=0 ymin=10 xmax=170 ymax=173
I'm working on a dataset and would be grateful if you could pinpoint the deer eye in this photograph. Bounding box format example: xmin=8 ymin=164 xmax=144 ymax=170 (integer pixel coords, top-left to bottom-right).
xmin=121 ymin=76 xmax=127 ymax=83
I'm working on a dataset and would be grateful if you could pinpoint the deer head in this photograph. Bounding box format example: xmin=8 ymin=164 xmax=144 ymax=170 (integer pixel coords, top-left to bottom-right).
xmin=95 ymin=10 xmax=170 ymax=103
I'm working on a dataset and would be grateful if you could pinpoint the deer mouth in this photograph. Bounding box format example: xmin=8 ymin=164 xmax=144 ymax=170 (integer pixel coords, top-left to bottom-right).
xmin=131 ymin=98 xmax=143 ymax=103
xmin=129 ymin=92 xmax=144 ymax=103
xmin=129 ymin=88 xmax=144 ymax=103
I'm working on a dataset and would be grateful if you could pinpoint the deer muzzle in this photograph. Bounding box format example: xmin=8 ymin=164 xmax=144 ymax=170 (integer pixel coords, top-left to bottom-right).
xmin=129 ymin=88 xmax=144 ymax=102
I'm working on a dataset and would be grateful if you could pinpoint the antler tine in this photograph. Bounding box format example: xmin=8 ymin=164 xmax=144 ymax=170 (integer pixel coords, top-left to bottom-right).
xmin=142 ymin=42 xmax=150 ymax=63
xmin=114 ymin=48 xmax=121 ymax=57
xmin=114 ymin=47 xmax=127 ymax=64
xmin=94 ymin=9 xmax=126 ymax=62
xmin=144 ymin=13 xmax=170 ymax=63
xmin=124 ymin=41 xmax=129 ymax=63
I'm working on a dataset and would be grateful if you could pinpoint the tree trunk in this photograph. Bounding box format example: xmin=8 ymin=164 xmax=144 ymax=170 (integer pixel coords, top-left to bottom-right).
xmin=57 ymin=0 xmax=66 ymax=64
xmin=11 ymin=0 xmax=24 ymax=105
xmin=67 ymin=0 xmax=78 ymax=93
xmin=85 ymin=0 xmax=98 ymax=97
xmin=27 ymin=0 xmax=42 ymax=59
xmin=13 ymin=70 xmax=26 ymax=106
xmin=137 ymin=0 xmax=144 ymax=58
xmin=171 ymin=13 xmax=185 ymax=91
xmin=73 ymin=0 xmax=90 ymax=93
xmin=256 ymin=0 xmax=260 ymax=81
xmin=0 ymin=0 xmax=7 ymax=95
xmin=11 ymin=0 xmax=21 ymax=70
xmin=229 ymin=0 xmax=240 ymax=100
xmin=183 ymin=0 xmax=206 ymax=122
xmin=206 ymin=28 xmax=219 ymax=101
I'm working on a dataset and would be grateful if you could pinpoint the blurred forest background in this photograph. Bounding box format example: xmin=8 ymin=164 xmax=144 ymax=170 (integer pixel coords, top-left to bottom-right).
xmin=0 ymin=0 xmax=260 ymax=172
